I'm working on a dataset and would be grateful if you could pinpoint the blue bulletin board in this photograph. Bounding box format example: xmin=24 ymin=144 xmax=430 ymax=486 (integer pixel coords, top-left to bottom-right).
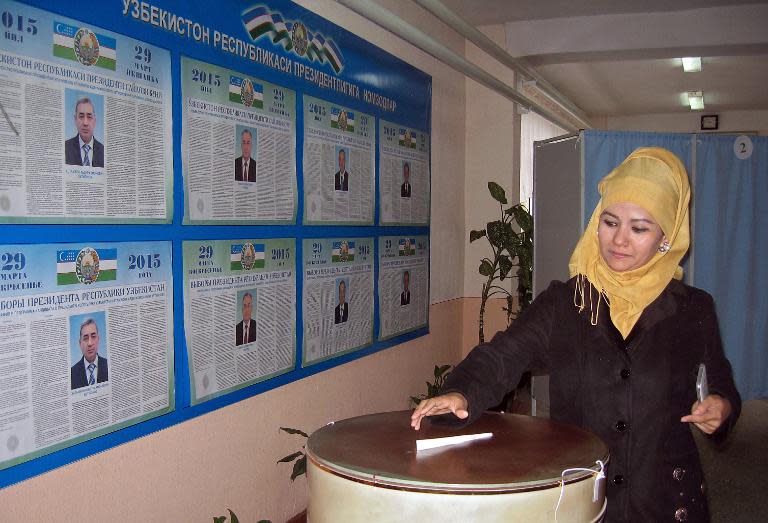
xmin=0 ymin=0 xmax=431 ymax=487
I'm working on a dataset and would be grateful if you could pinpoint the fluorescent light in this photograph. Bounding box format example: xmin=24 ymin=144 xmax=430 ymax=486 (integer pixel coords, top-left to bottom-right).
xmin=682 ymin=57 xmax=702 ymax=72
xmin=688 ymin=91 xmax=705 ymax=110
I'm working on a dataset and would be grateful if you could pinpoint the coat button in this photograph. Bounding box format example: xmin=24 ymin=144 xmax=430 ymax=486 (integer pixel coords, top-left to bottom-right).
xmin=620 ymin=368 xmax=630 ymax=379
xmin=615 ymin=420 xmax=627 ymax=432
xmin=674 ymin=507 xmax=688 ymax=521
xmin=673 ymin=467 xmax=686 ymax=481
xmin=613 ymin=474 xmax=624 ymax=485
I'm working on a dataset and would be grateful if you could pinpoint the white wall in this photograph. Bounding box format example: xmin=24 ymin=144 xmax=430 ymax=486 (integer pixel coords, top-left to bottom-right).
xmin=463 ymin=24 xmax=519 ymax=298
xmin=598 ymin=109 xmax=768 ymax=135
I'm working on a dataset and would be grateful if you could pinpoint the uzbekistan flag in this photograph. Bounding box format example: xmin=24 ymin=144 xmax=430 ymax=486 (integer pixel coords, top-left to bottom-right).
xmin=230 ymin=243 xmax=265 ymax=271
xmin=399 ymin=129 xmax=417 ymax=148
xmin=53 ymin=22 xmax=116 ymax=71
xmin=271 ymin=14 xmax=290 ymax=46
xmin=307 ymin=32 xmax=325 ymax=63
xmin=56 ymin=248 xmax=117 ymax=285
xmin=228 ymin=75 xmax=264 ymax=108
xmin=242 ymin=7 xmax=274 ymax=40
xmin=322 ymin=39 xmax=343 ymax=73
xmin=398 ymin=239 xmax=416 ymax=256
xmin=331 ymin=241 xmax=355 ymax=262
xmin=330 ymin=108 xmax=355 ymax=132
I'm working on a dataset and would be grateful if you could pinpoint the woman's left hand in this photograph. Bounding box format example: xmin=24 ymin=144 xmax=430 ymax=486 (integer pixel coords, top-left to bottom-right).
xmin=680 ymin=394 xmax=732 ymax=434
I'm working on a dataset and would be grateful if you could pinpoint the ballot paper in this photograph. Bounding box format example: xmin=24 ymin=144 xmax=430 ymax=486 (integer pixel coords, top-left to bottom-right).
xmin=416 ymin=433 xmax=493 ymax=451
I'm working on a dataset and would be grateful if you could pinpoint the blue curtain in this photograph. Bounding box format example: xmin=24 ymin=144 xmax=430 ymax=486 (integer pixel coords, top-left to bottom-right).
xmin=693 ymin=135 xmax=768 ymax=399
xmin=582 ymin=130 xmax=767 ymax=400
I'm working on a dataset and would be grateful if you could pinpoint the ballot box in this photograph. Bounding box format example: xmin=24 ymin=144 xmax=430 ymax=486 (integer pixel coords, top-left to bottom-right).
xmin=306 ymin=410 xmax=608 ymax=523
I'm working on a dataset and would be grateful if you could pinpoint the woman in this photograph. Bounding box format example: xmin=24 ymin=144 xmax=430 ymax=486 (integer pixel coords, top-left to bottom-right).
xmin=411 ymin=147 xmax=741 ymax=523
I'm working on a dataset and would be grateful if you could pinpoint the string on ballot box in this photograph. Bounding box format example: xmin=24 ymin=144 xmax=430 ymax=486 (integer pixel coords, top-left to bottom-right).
xmin=554 ymin=459 xmax=606 ymax=523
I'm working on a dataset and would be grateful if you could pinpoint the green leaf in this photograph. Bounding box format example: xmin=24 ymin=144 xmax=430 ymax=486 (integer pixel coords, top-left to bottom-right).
xmin=488 ymin=182 xmax=507 ymax=204
xmin=509 ymin=205 xmax=533 ymax=233
xmin=410 ymin=395 xmax=423 ymax=406
xmin=277 ymin=451 xmax=304 ymax=463
xmin=479 ymin=260 xmax=493 ymax=276
xmin=290 ymin=455 xmax=307 ymax=481
xmin=498 ymin=255 xmax=512 ymax=280
xmin=280 ymin=427 xmax=309 ymax=438
xmin=214 ymin=517 xmax=227 ymax=523
xmin=257 ymin=520 xmax=273 ymax=523
xmin=486 ymin=220 xmax=506 ymax=246
xmin=436 ymin=364 xmax=451 ymax=376
xmin=469 ymin=229 xmax=486 ymax=243
xmin=228 ymin=509 xmax=240 ymax=523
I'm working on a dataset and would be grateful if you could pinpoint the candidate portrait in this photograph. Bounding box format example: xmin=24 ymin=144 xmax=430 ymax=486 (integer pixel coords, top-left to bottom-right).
xmin=235 ymin=128 xmax=256 ymax=182
xmin=334 ymin=148 xmax=349 ymax=192
xmin=400 ymin=270 xmax=411 ymax=306
xmin=70 ymin=317 xmax=109 ymax=390
xmin=334 ymin=279 xmax=349 ymax=324
xmin=64 ymin=96 xmax=104 ymax=168
xmin=236 ymin=291 xmax=257 ymax=346
xmin=400 ymin=161 xmax=412 ymax=198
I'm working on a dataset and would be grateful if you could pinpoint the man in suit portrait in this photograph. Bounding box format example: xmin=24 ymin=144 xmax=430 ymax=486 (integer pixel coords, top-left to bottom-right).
xmin=334 ymin=280 xmax=349 ymax=324
xmin=334 ymin=148 xmax=349 ymax=191
xmin=71 ymin=318 xmax=109 ymax=390
xmin=64 ymin=97 xmax=104 ymax=167
xmin=236 ymin=292 xmax=257 ymax=345
xmin=400 ymin=270 xmax=411 ymax=306
xmin=235 ymin=129 xmax=256 ymax=182
xmin=401 ymin=161 xmax=412 ymax=198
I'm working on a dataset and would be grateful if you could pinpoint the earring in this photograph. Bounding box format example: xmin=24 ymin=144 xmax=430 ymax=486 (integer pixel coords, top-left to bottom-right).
xmin=658 ymin=240 xmax=671 ymax=253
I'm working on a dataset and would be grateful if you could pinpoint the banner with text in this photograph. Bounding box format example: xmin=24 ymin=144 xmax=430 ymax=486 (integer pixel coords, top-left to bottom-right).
xmin=0 ymin=0 xmax=173 ymax=223
xmin=302 ymin=95 xmax=375 ymax=225
xmin=0 ymin=240 xmax=174 ymax=470
xmin=379 ymin=120 xmax=430 ymax=226
xmin=302 ymin=237 xmax=374 ymax=365
xmin=183 ymin=238 xmax=296 ymax=404
xmin=377 ymin=235 xmax=429 ymax=340
xmin=181 ymin=57 xmax=297 ymax=224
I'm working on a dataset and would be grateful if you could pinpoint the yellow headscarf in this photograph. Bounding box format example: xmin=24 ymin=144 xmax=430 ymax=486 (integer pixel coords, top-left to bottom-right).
xmin=568 ymin=147 xmax=691 ymax=338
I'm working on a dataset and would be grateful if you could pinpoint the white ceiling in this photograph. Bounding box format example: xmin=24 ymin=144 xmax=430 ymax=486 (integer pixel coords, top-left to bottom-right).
xmin=440 ymin=0 xmax=768 ymax=118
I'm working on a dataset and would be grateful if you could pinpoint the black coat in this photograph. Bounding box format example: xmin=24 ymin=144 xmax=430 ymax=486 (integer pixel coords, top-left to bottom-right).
xmin=442 ymin=277 xmax=741 ymax=523
xmin=70 ymin=355 xmax=109 ymax=389
xmin=235 ymin=156 xmax=256 ymax=182
xmin=65 ymin=135 xmax=104 ymax=167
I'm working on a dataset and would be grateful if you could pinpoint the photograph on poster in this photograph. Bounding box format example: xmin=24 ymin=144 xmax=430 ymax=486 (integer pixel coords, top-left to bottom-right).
xmin=234 ymin=127 xmax=257 ymax=183
xmin=69 ymin=312 xmax=109 ymax=390
xmin=334 ymin=146 xmax=350 ymax=192
xmin=400 ymin=270 xmax=411 ymax=306
xmin=64 ymin=91 xmax=105 ymax=168
xmin=235 ymin=290 xmax=258 ymax=345
xmin=334 ymin=278 xmax=350 ymax=324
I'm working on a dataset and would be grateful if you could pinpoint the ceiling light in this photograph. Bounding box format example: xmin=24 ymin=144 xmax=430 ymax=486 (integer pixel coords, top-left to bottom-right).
xmin=682 ymin=57 xmax=702 ymax=72
xmin=688 ymin=91 xmax=705 ymax=110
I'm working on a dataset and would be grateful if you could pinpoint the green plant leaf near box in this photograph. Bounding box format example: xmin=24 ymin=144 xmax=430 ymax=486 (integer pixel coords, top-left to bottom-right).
xmin=470 ymin=182 xmax=533 ymax=343
xmin=410 ymin=364 xmax=452 ymax=407
xmin=277 ymin=426 xmax=308 ymax=481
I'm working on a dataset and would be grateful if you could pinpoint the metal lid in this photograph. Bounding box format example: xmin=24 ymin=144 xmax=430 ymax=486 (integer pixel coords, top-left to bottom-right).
xmin=306 ymin=410 xmax=609 ymax=493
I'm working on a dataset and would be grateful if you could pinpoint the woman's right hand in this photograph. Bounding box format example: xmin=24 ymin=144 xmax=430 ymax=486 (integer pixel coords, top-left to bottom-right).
xmin=410 ymin=392 xmax=469 ymax=430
